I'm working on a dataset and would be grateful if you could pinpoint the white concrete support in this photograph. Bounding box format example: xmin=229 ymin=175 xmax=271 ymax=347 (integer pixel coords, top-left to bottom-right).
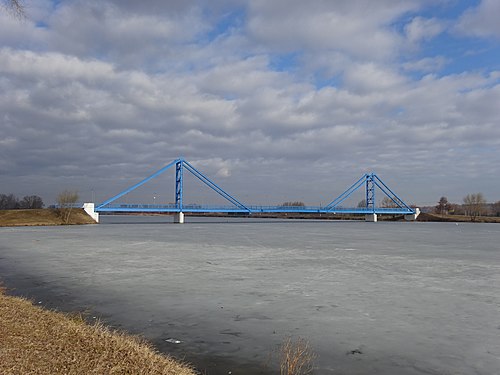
xmin=404 ymin=208 xmax=421 ymax=221
xmin=173 ymin=212 xmax=185 ymax=224
xmin=83 ymin=203 xmax=99 ymax=223
xmin=365 ymin=213 xmax=377 ymax=222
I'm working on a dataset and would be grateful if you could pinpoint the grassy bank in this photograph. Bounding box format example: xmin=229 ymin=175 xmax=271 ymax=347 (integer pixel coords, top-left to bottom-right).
xmin=0 ymin=208 xmax=96 ymax=227
xmin=417 ymin=212 xmax=500 ymax=223
xmin=0 ymin=287 xmax=196 ymax=375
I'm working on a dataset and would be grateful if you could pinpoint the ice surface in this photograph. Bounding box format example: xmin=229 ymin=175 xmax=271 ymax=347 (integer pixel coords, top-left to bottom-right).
xmin=1 ymin=217 xmax=499 ymax=374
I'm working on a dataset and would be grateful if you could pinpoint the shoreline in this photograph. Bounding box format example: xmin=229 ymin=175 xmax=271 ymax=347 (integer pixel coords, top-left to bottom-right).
xmin=2 ymin=208 xmax=500 ymax=227
xmin=0 ymin=208 xmax=97 ymax=227
xmin=0 ymin=271 xmax=275 ymax=375
xmin=0 ymin=284 xmax=197 ymax=375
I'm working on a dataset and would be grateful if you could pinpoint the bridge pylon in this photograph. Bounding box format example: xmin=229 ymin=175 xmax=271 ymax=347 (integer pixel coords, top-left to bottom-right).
xmin=324 ymin=172 xmax=416 ymax=222
xmin=95 ymin=158 xmax=250 ymax=223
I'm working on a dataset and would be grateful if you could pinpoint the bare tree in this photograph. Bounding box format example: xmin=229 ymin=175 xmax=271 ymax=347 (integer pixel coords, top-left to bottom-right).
xmin=463 ymin=193 xmax=486 ymax=221
xmin=1 ymin=0 xmax=25 ymax=18
xmin=19 ymin=195 xmax=44 ymax=209
xmin=279 ymin=336 xmax=316 ymax=375
xmin=281 ymin=201 xmax=305 ymax=207
xmin=0 ymin=193 xmax=19 ymax=209
xmin=381 ymin=196 xmax=398 ymax=208
xmin=57 ymin=190 xmax=79 ymax=224
xmin=357 ymin=199 xmax=367 ymax=208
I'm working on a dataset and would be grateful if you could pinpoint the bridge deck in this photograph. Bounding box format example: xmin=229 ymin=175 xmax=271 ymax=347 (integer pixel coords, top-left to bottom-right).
xmin=95 ymin=204 xmax=415 ymax=215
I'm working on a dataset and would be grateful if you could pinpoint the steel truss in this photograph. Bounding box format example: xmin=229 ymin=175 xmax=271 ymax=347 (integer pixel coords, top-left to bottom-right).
xmin=95 ymin=158 xmax=416 ymax=216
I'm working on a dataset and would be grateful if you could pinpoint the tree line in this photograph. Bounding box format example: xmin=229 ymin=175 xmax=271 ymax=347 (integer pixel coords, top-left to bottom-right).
xmin=0 ymin=194 xmax=44 ymax=209
xmin=1 ymin=191 xmax=80 ymax=224
xmin=435 ymin=194 xmax=500 ymax=221
xmin=355 ymin=194 xmax=499 ymax=221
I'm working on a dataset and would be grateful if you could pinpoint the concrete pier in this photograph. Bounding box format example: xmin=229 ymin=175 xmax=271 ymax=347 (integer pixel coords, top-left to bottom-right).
xmin=173 ymin=212 xmax=184 ymax=224
xmin=365 ymin=213 xmax=377 ymax=222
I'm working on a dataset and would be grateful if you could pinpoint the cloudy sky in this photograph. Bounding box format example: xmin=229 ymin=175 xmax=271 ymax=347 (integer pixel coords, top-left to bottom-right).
xmin=1 ymin=0 xmax=499 ymax=207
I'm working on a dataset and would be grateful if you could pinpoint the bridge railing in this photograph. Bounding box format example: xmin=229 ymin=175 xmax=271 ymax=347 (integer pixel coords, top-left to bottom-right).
xmin=50 ymin=203 xmax=85 ymax=209
xmin=94 ymin=203 xmax=415 ymax=215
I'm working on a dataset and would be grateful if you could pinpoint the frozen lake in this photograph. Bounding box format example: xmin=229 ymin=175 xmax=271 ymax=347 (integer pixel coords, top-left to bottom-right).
xmin=1 ymin=216 xmax=500 ymax=374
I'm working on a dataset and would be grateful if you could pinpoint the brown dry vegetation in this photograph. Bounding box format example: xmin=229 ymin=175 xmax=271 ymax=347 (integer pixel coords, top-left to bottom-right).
xmin=417 ymin=212 xmax=500 ymax=223
xmin=0 ymin=208 xmax=97 ymax=227
xmin=278 ymin=337 xmax=316 ymax=375
xmin=0 ymin=288 xmax=197 ymax=375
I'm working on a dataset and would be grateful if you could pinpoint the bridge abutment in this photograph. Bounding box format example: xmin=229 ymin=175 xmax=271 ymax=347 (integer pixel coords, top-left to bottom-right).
xmin=404 ymin=208 xmax=421 ymax=221
xmin=83 ymin=203 xmax=99 ymax=223
xmin=365 ymin=213 xmax=377 ymax=222
xmin=174 ymin=212 xmax=184 ymax=224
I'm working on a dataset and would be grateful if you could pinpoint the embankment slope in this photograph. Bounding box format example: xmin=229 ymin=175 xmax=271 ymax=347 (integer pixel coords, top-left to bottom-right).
xmin=0 ymin=209 xmax=96 ymax=227
xmin=0 ymin=288 xmax=196 ymax=375
xmin=417 ymin=212 xmax=500 ymax=223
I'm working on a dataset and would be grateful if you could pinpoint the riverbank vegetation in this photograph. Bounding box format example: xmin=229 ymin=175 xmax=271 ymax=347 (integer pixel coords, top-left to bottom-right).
xmin=430 ymin=195 xmax=500 ymax=222
xmin=0 ymin=286 xmax=197 ymax=375
xmin=278 ymin=336 xmax=316 ymax=375
xmin=416 ymin=212 xmax=500 ymax=223
xmin=0 ymin=193 xmax=44 ymax=209
xmin=0 ymin=208 xmax=97 ymax=226
xmin=56 ymin=190 xmax=80 ymax=224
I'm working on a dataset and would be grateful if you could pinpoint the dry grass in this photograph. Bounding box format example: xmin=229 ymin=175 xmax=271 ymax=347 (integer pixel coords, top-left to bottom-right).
xmin=0 ymin=288 xmax=197 ymax=375
xmin=417 ymin=212 xmax=500 ymax=223
xmin=279 ymin=337 xmax=316 ymax=375
xmin=0 ymin=208 xmax=97 ymax=227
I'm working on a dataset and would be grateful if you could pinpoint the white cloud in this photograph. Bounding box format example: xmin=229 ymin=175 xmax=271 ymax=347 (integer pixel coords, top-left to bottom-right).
xmin=343 ymin=63 xmax=407 ymax=94
xmin=246 ymin=0 xmax=418 ymax=61
xmin=0 ymin=7 xmax=47 ymax=50
xmin=196 ymin=55 xmax=292 ymax=97
xmin=405 ymin=17 xmax=445 ymax=44
xmin=0 ymin=0 xmax=499 ymax=205
xmin=456 ymin=0 xmax=500 ymax=38
xmin=402 ymin=56 xmax=448 ymax=73
xmin=43 ymin=1 xmax=209 ymax=70
xmin=0 ymin=48 xmax=114 ymax=82
xmin=215 ymin=167 xmax=231 ymax=178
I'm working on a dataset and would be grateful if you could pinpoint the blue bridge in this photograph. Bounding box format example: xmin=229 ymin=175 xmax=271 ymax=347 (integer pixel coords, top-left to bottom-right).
xmin=88 ymin=158 xmax=419 ymax=223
